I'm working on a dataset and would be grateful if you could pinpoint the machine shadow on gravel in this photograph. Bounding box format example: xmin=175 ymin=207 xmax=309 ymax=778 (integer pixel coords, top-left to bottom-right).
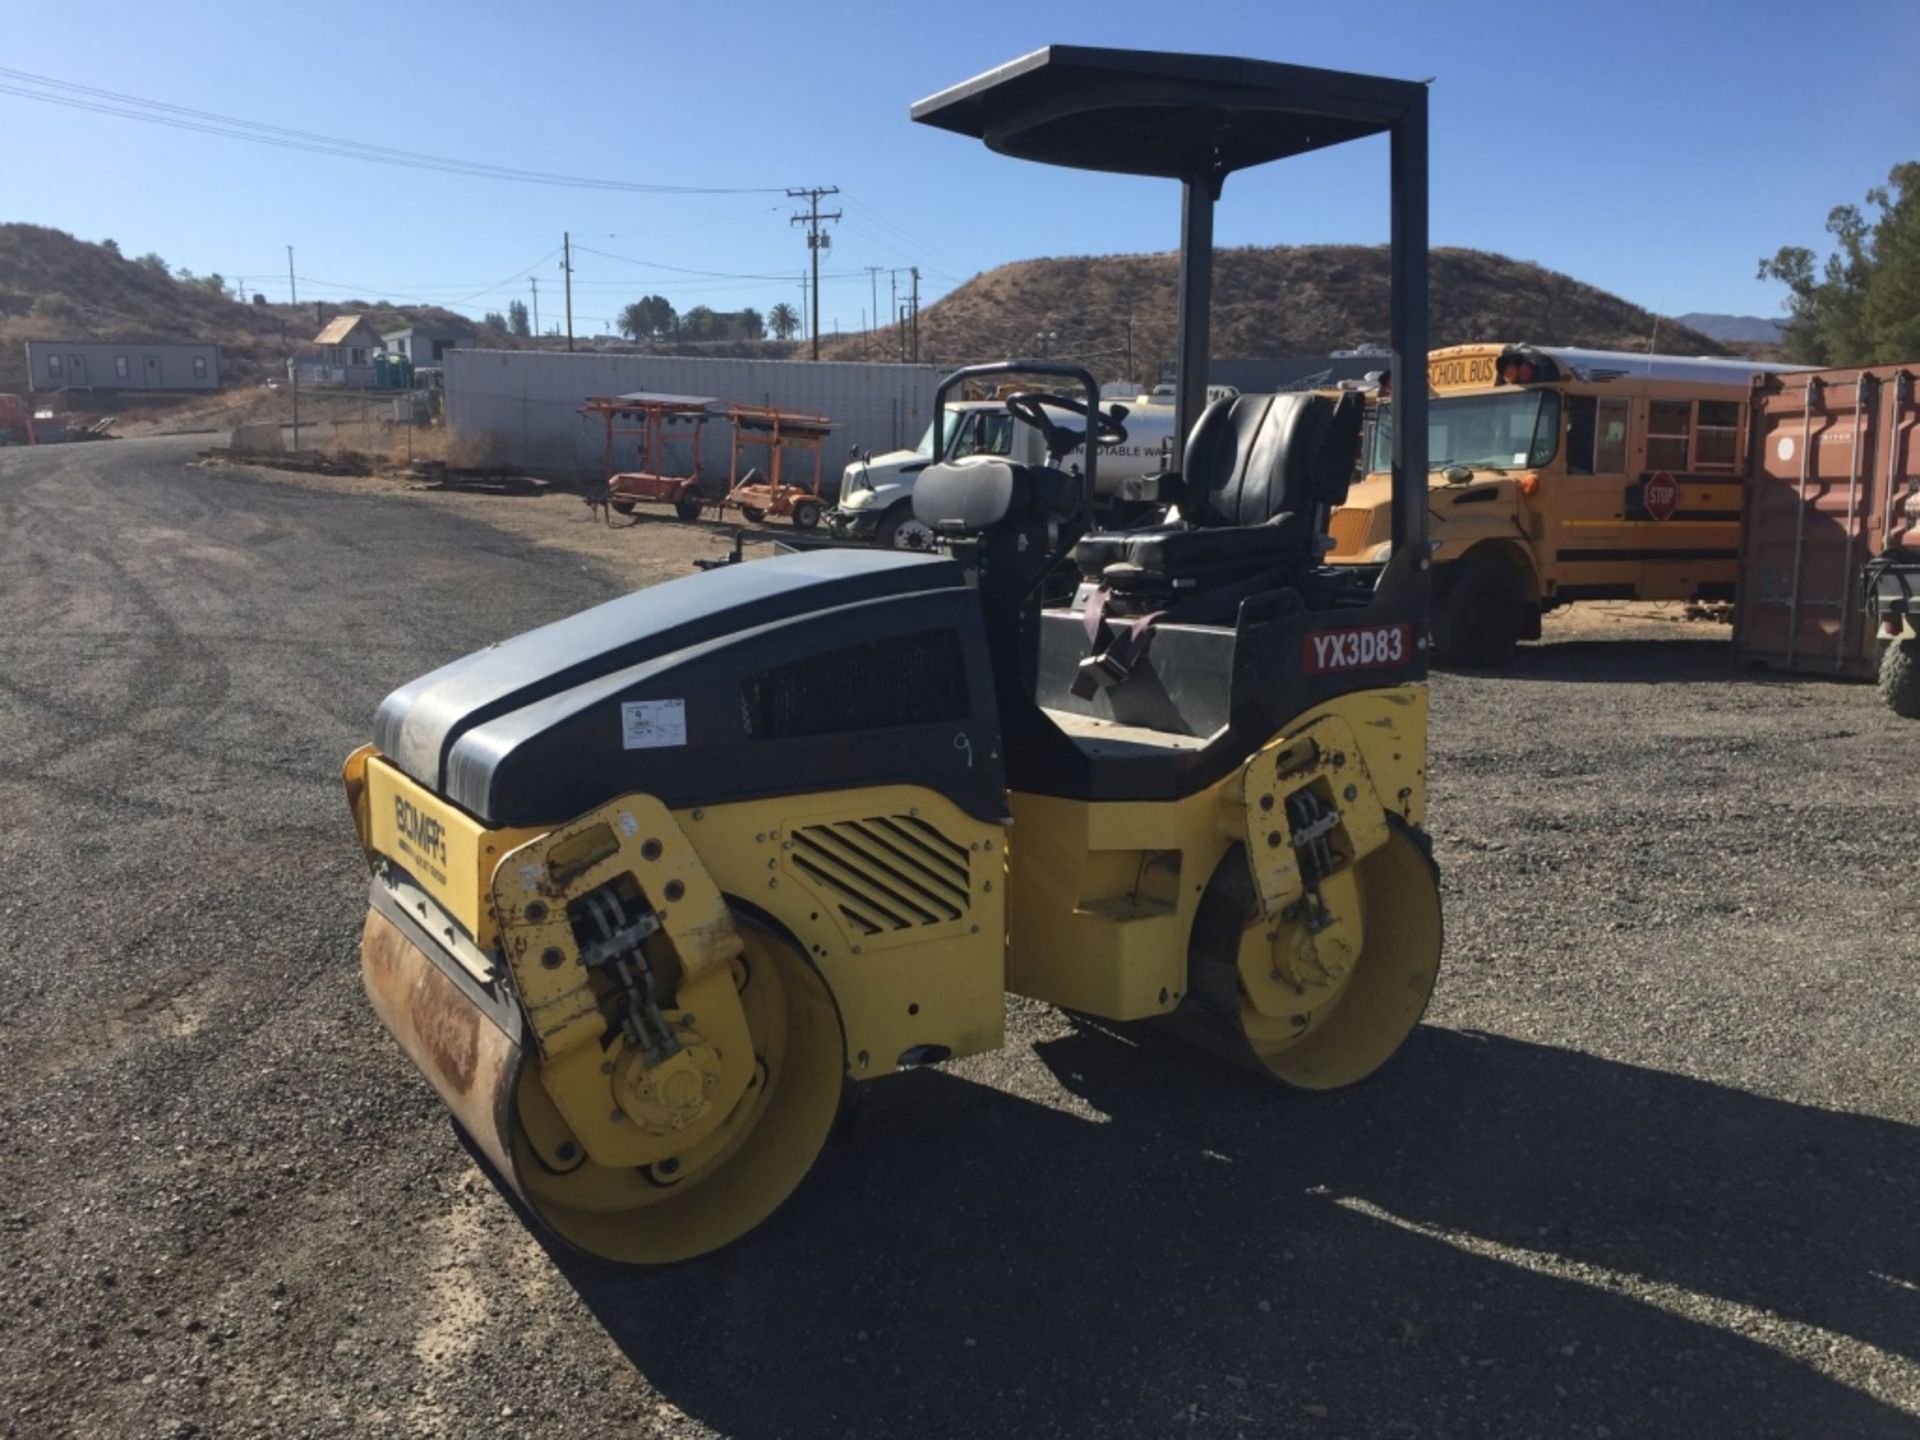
xmin=525 ymin=1024 xmax=1918 ymax=1438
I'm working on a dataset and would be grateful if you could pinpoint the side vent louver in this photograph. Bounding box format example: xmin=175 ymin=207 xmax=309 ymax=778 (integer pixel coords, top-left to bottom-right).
xmin=741 ymin=630 xmax=969 ymax=741
xmin=789 ymin=815 xmax=971 ymax=935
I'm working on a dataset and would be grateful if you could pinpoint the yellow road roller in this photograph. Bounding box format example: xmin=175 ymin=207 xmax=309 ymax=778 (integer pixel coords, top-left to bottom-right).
xmin=344 ymin=46 xmax=1440 ymax=1264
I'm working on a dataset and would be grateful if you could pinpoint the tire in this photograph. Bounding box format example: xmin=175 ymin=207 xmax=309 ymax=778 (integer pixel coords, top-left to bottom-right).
xmin=673 ymin=495 xmax=705 ymax=523
xmin=609 ymin=498 xmax=636 ymax=516
xmin=1878 ymin=635 xmax=1920 ymax=719
xmin=791 ymin=500 xmax=822 ymax=531
xmin=738 ymin=505 xmax=767 ymax=524
xmin=1431 ymin=551 xmax=1528 ymax=668
xmin=874 ymin=502 xmax=937 ymax=551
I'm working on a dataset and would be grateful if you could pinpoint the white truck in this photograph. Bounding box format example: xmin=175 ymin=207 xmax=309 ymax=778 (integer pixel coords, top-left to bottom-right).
xmin=829 ymin=395 xmax=1183 ymax=548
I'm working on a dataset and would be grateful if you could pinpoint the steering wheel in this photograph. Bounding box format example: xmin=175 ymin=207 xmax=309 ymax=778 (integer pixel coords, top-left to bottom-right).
xmin=1003 ymin=391 xmax=1128 ymax=461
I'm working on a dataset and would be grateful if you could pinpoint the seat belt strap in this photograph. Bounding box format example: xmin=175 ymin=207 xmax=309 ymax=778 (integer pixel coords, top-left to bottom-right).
xmin=1072 ymin=588 xmax=1167 ymax=698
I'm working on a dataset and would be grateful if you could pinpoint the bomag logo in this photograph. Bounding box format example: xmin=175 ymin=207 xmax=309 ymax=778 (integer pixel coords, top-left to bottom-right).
xmin=1428 ymin=355 xmax=1496 ymax=391
xmin=394 ymin=796 xmax=449 ymax=865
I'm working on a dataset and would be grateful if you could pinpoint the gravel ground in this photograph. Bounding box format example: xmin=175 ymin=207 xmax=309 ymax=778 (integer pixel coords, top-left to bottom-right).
xmin=1 ymin=436 xmax=1915 ymax=1440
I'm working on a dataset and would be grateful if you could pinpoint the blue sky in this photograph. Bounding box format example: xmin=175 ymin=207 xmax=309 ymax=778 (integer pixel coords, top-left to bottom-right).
xmin=7 ymin=0 xmax=1917 ymax=337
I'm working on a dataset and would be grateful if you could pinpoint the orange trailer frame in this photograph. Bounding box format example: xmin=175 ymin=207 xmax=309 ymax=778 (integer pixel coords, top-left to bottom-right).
xmin=722 ymin=404 xmax=835 ymax=529
xmin=0 ymin=394 xmax=37 ymax=446
xmin=580 ymin=393 xmax=718 ymax=522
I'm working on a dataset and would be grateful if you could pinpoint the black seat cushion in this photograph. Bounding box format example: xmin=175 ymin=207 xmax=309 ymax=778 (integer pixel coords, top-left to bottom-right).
xmin=1072 ymin=521 xmax=1176 ymax=574
xmin=1115 ymin=512 xmax=1318 ymax=574
xmin=1071 ymin=391 xmax=1362 ymax=583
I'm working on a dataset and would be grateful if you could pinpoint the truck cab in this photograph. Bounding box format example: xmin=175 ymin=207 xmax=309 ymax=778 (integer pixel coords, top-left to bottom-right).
xmin=831 ymin=396 xmax=1176 ymax=548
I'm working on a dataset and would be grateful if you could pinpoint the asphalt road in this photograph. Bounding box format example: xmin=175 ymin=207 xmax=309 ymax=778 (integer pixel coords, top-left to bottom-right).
xmin=1 ymin=436 xmax=1916 ymax=1439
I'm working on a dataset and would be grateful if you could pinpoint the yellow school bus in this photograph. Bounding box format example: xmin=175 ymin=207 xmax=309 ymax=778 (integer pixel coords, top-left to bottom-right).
xmin=1326 ymin=344 xmax=1808 ymax=664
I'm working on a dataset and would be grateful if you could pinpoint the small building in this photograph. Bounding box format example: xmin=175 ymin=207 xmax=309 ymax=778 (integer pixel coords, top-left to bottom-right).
xmin=23 ymin=339 xmax=221 ymax=393
xmin=314 ymin=314 xmax=383 ymax=369
xmin=382 ymin=325 xmax=474 ymax=367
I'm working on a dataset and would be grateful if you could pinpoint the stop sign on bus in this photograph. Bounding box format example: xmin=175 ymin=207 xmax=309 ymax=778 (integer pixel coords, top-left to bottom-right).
xmin=1643 ymin=470 xmax=1680 ymax=521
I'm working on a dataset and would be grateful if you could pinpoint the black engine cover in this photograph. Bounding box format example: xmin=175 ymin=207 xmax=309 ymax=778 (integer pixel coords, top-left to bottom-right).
xmin=374 ymin=550 xmax=1006 ymax=826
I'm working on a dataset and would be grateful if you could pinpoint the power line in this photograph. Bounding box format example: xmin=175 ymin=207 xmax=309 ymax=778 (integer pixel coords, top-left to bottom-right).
xmin=0 ymin=68 xmax=786 ymax=194
xmin=450 ymin=248 xmax=564 ymax=305
xmin=843 ymin=198 xmax=971 ymax=273
xmin=572 ymin=241 xmax=860 ymax=284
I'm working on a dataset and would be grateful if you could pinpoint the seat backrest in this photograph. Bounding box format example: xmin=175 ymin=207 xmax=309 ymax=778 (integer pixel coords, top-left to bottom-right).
xmin=1180 ymin=390 xmax=1364 ymax=528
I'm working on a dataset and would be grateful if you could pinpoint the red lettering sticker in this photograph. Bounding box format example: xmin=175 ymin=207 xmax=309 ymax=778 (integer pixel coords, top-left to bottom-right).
xmin=1303 ymin=624 xmax=1415 ymax=674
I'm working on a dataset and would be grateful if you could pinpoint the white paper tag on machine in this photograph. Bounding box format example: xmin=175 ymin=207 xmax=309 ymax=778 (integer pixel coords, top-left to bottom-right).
xmin=621 ymin=699 xmax=687 ymax=750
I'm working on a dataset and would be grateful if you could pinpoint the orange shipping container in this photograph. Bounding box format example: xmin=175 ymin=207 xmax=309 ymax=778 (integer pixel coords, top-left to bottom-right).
xmin=1734 ymin=366 xmax=1920 ymax=678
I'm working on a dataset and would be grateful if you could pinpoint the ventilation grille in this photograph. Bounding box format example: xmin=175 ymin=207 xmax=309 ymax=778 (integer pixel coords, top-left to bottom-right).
xmin=1325 ymin=505 xmax=1390 ymax=559
xmin=790 ymin=815 xmax=971 ymax=935
xmin=741 ymin=630 xmax=969 ymax=741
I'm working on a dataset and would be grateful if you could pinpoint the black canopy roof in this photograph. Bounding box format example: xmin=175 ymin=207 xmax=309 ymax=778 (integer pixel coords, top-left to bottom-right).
xmin=911 ymin=45 xmax=1425 ymax=183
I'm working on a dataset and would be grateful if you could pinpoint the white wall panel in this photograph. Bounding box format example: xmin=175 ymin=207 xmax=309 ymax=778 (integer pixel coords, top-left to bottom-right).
xmin=444 ymin=349 xmax=940 ymax=492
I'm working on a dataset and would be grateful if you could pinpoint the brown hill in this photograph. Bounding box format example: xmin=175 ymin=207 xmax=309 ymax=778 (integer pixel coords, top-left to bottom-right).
xmin=0 ymin=224 xmax=483 ymax=394
xmin=822 ymin=244 xmax=1726 ymax=374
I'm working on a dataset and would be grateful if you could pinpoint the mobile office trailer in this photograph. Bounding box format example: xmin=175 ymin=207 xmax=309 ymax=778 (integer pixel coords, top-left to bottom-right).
xmin=1735 ymin=365 xmax=1920 ymax=685
xmin=24 ymin=340 xmax=221 ymax=392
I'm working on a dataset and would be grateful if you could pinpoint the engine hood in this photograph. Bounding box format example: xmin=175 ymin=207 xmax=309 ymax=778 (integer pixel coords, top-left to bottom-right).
xmin=376 ymin=549 xmax=972 ymax=820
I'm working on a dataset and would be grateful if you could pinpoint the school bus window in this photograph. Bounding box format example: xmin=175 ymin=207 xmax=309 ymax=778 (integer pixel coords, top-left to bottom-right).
xmin=1596 ymin=398 xmax=1629 ymax=473
xmin=1646 ymin=399 xmax=1691 ymax=472
xmin=1693 ymin=400 xmax=1740 ymax=469
xmin=1374 ymin=390 xmax=1561 ymax=473
xmin=1566 ymin=396 xmax=1596 ymax=475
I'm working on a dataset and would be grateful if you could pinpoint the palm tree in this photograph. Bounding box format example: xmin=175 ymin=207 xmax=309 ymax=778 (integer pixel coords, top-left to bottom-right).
xmin=768 ymin=302 xmax=800 ymax=341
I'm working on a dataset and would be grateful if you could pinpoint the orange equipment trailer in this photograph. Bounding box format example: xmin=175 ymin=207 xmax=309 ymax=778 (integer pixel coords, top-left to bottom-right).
xmin=581 ymin=392 xmax=719 ymax=522
xmin=721 ymin=404 xmax=834 ymax=529
xmin=0 ymin=394 xmax=37 ymax=446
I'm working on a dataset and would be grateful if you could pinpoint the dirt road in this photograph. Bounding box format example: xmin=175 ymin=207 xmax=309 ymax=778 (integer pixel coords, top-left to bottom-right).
xmin=2 ymin=437 xmax=1915 ymax=1438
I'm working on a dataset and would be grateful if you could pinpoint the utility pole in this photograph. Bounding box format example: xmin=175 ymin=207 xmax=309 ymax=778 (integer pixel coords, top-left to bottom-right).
xmin=865 ymin=266 xmax=882 ymax=359
xmin=909 ymin=267 xmax=920 ymax=363
xmin=889 ymin=269 xmax=899 ymax=359
xmin=286 ymin=245 xmax=297 ymax=305
xmin=281 ymin=321 xmax=301 ymax=453
xmin=530 ymin=277 xmax=540 ymax=338
xmin=562 ymin=233 xmax=574 ymax=352
xmin=799 ymin=272 xmax=809 ymax=345
xmin=787 ymin=185 xmax=840 ymax=361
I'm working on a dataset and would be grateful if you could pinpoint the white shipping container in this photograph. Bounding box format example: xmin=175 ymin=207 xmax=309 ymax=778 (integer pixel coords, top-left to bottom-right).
xmin=444 ymin=349 xmax=940 ymax=493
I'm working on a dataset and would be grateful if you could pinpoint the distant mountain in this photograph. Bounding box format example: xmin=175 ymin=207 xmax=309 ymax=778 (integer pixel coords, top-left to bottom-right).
xmin=822 ymin=245 xmax=1728 ymax=373
xmin=1674 ymin=312 xmax=1786 ymax=345
xmin=0 ymin=223 xmax=488 ymax=393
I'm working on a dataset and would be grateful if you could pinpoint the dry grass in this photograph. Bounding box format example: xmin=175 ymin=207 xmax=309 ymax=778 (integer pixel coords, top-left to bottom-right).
xmin=0 ymin=224 xmax=487 ymax=393
xmin=820 ymin=244 xmax=1728 ymax=374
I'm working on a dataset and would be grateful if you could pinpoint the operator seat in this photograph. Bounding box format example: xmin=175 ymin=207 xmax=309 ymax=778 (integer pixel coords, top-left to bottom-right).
xmin=1072 ymin=390 xmax=1364 ymax=594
